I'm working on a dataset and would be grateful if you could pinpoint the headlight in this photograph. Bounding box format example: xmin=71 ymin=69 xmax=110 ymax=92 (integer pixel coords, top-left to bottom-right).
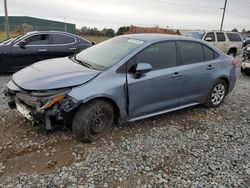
xmin=31 ymin=89 xmax=71 ymax=110
xmin=39 ymin=96 xmax=64 ymax=110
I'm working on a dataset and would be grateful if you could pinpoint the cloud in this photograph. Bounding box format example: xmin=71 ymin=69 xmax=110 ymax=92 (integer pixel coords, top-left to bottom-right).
xmin=2 ymin=0 xmax=249 ymax=31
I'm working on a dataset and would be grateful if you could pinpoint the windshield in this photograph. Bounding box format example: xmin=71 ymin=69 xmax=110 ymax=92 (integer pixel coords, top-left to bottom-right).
xmin=75 ymin=37 xmax=144 ymax=70
xmin=11 ymin=35 xmax=23 ymax=44
xmin=0 ymin=35 xmax=23 ymax=45
xmin=0 ymin=38 xmax=14 ymax=45
xmin=185 ymin=32 xmax=205 ymax=39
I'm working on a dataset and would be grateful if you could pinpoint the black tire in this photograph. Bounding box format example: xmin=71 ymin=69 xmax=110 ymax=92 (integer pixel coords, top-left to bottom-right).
xmin=72 ymin=100 xmax=114 ymax=143
xmin=205 ymin=79 xmax=228 ymax=108
xmin=241 ymin=67 xmax=250 ymax=76
xmin=228 ymin=49 xmax=236 ymax=57
xmin=241 ymin=67 xmax=246 ymax=76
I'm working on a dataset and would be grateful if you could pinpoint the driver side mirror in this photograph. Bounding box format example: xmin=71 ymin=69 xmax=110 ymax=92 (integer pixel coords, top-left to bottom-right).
xmin=134 ymin=63 xmax=152 ymax=79
xmin=205 ymin=37 xmax=213 ymax=42
xmin=18 ymin=40 xmax=28 ymax=49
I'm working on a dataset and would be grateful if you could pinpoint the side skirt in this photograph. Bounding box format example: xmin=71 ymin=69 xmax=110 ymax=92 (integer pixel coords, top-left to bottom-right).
xmin=128 ymin=103 xmax=199 ymax=122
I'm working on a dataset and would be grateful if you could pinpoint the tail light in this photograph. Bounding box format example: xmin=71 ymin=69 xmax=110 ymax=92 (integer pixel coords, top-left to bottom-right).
xmin=232 ymin=58 xmax=237 ymax=65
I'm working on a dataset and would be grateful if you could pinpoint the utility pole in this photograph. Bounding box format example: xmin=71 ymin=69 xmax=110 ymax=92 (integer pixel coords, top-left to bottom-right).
xmin=220 ymin=0 xmax=228 ymax=31
xmin=64 ymin=17 xmax=67 ymax=32
xmin=4 ymin=0 xmax=10 ymax=39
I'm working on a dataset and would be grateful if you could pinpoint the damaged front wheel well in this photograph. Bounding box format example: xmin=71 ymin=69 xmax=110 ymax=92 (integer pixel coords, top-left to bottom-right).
xmin=65 ymin=97 xmax=121 ymax=128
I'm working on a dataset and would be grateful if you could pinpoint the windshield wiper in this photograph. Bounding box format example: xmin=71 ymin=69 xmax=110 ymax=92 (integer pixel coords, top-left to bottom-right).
xmin=73 ymin=54 xmax=93 ymax=69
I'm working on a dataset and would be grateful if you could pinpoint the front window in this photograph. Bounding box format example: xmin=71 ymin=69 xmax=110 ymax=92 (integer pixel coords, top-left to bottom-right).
xmin=75 ymin=37 xmax=144 ymax=70
xmin=25 ymin=34 xmax=50 ymax=45
xmin=205 ymin=32 xmax=216 ymax=42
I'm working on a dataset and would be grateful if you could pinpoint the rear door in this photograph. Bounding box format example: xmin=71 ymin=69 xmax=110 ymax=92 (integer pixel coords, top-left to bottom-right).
xmin=50 ymin=33 xmax=77 ymax=57
xmin=127 ymin=41 xmax=181 ymax=119
xmin=177 ymin=41 xmax=218 ymax=105
xmin=10 ymin=34 xmax=52 ymax=71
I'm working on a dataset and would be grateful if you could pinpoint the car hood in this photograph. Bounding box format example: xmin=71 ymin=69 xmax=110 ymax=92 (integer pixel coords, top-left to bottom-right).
xmin=12 ymin=57 xmax=101 ymax=90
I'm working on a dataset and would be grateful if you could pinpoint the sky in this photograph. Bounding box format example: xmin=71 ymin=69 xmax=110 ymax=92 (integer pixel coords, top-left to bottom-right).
xmin=1 ymin=0 xmax=249 ymax=31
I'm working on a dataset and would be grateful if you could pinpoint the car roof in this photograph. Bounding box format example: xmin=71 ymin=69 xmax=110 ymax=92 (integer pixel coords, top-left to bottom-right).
xmin=119 ymin=33 xmax=198 ymax=42
xmin=119 ymin=33 xmax=212 ymax=44
xmin=119 ymin=33 xmax=226 ymax=57
xmin=26 ymin=31 xmax=77 ymax=36
xmin=24 ymin=31 xmax=92 ymax=43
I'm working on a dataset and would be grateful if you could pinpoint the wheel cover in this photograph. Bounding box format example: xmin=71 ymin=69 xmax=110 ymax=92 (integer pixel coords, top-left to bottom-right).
xmin=211 ymin=84 xmax=225 ymax=105
xmin=90 ymin=110 xmax=107 ymax=134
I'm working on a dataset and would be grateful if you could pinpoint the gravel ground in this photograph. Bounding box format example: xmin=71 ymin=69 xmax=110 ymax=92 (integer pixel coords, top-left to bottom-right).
xmin=0 ymin=65 xmax=249 ymax=188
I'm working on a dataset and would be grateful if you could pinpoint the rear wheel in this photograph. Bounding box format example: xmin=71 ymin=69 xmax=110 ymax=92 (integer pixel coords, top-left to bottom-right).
xmin=205 ymin=79 xmax=227 ymax=108
xmin=72 ymin=100 xmax=114 ymax=143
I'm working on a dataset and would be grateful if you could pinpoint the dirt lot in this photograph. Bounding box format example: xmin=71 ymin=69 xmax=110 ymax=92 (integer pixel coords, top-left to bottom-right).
xmin=0 ymin=65 xmax=249 ymax=187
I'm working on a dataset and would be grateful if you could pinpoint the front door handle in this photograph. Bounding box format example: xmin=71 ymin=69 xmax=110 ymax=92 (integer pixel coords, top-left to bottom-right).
xmin=38 ymin=49 xmax=48 ymax=52
xmin=171 ymin=72 xmax=182 ymax=78
xmin=207 ymin=65 xmax=215 ymax=70
xmin=69 ymin=47 xmax=77 ymax=50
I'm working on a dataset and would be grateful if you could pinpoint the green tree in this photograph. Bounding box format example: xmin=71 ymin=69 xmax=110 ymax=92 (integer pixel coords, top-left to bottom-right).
xmin=116 ymin=26 xmax=130 ymax=36
xmin=231 ymin=28 xmax=238 ymax=32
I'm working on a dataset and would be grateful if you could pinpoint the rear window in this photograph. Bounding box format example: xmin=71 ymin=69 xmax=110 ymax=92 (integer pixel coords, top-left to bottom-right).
xmin=180 ymin=41 xmax=204 ymax=65
xmin=226 ymin=33 xmax=242 ymax=42
xmin=52 ymin=34 xmax=75 ymax=44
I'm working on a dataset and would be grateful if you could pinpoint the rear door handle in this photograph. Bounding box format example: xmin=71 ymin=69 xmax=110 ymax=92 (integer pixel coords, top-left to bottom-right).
xmin=207 ymin=65 xmax=215 ymax=70
xmin=171 ymin=72 xmax=182 ymax=78
xmin=38 ymin=49 xmax=48 ymax=52
xmin=69 ymin=47 xmax=77 ymax=50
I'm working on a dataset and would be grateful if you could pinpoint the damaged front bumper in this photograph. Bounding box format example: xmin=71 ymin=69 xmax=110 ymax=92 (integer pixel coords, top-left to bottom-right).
xmin=5 ymin=81 xmax=81 ymax=130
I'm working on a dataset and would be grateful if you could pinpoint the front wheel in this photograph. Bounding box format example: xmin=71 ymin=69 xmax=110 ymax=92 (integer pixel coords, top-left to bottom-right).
xmin=205 ymin=79 xmax=227 ymax=108
xmin=72 ymin=100 xmax=114 ymax=143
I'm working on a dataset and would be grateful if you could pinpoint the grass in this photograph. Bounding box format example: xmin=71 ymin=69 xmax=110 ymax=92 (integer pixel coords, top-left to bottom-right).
xmin=80 ymin=35 xmax=110 ymax=43
xmin=0 ymin=32 xmax=109 ymax=43
xmin=0 ymin=32 xmax=20 ymax=42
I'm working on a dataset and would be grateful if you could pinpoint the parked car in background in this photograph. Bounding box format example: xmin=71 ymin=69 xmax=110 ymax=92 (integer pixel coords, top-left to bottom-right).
xmin=0 ymin=31 xmax=94 ymax=73
xmin=5 ymin=34 xmax=237 ymax=142
xmin=185 ymin=31 xmax=243 ymax=57
xmin=241 ymin=44 xmax=250 ymax=76
xmin=243 ymin=37 xmax=250 ymax=47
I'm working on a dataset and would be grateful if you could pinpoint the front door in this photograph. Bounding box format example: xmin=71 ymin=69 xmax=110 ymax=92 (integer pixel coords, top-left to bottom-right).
xmin=127 ymin=41 xmax=181 ymax=119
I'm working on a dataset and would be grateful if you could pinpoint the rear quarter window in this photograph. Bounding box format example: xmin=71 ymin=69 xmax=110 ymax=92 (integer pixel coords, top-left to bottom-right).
xmin=226 ymin=33 xmax=242 ymax=42
xmin=203 ymin=45 xmax=218 ymax=61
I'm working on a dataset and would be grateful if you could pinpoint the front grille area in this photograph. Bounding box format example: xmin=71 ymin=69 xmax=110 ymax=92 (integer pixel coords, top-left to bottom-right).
xmin=15 ymin=92 xmax=40 ymax=108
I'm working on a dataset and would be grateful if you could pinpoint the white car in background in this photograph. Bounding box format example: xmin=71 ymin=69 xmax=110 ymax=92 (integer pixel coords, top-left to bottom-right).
xmin=185 ymin=31 xmax=243 ymax=57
